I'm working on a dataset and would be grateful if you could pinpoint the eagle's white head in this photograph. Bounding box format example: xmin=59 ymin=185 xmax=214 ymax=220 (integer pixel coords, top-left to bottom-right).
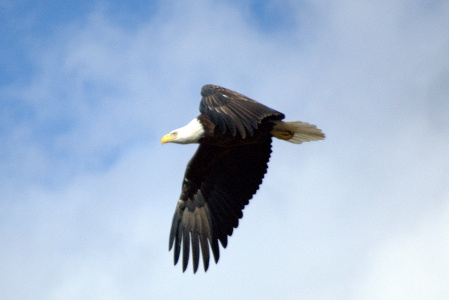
xmin=161 ymin=118 xmax=205 ymax=144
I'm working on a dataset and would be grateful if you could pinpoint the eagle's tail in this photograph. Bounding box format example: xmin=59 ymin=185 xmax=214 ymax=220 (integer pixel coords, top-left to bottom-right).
xmin=271 ymin=121 xmax=325 ymax=144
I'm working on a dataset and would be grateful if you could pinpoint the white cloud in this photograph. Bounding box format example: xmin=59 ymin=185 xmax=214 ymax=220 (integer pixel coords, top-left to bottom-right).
xmin=352 ymin=201 xmax=449 ymax=300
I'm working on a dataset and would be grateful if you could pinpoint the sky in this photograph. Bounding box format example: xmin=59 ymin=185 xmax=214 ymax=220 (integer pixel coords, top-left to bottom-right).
xmin=1 ymin=0 xmax=449 ymax=299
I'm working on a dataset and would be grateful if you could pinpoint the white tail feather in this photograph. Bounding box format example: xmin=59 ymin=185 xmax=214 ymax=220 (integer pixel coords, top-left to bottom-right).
xmin=272 ymin=121 xmax=325 ymax=144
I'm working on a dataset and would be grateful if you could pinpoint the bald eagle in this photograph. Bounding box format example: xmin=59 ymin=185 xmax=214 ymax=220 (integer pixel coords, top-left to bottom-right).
xmin=161 ymin=84 xmax=325 ymax=273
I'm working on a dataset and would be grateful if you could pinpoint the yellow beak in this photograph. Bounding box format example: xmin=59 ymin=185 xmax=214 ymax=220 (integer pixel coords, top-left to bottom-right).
xmin=161 ymin=133 xmax=175 ymax=144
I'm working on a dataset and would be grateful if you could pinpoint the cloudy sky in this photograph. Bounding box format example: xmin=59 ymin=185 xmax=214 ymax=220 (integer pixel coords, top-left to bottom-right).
xmin=1 ymin=0 xmax=449 ymax=299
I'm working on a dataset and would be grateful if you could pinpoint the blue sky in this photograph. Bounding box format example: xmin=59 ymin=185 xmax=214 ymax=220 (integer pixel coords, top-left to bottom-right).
xmin=1 ymin=0 xmax=449 ymax=299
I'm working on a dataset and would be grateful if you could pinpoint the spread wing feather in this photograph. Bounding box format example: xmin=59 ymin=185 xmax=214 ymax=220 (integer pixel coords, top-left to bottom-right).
xmin=199 ymin=84 xmax=285 ymax=138
xmin=169 ymin=137 xmax=272 ymax=272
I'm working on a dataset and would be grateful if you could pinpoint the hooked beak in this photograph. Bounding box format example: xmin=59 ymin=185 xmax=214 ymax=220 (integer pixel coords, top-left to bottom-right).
xmin=161 ymin=133 xmax=176 ymax=144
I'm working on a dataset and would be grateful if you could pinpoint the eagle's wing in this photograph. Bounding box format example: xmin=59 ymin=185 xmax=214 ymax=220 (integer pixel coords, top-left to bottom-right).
xmin=169 ymin=137 xmax=272 ymax=272
xmin=199 ymin=84 xmax=284 ymax=138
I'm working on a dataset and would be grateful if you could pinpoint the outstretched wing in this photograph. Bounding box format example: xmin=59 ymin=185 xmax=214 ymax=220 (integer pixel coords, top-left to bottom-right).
xmin=169 ymin=136 xmax=272 ymax=273
xmin=200 ymin=84 xmax=285 ymax=138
